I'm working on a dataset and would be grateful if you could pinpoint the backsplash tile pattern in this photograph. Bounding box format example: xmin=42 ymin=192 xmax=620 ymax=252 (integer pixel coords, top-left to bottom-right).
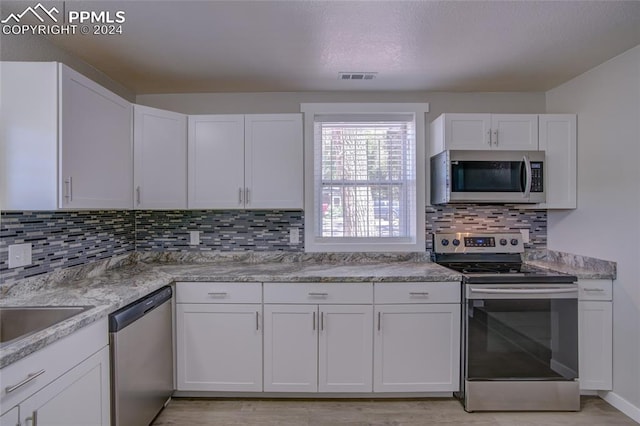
xmin=1 ymin=206 xmax=545 ymax=286
xmin=426 ymin=205 xmax=547 ymax=250
xmin=135 ymin=210 xmax=305 ymax=252
xmin=0 ymin=211 xmax=135 ymax=284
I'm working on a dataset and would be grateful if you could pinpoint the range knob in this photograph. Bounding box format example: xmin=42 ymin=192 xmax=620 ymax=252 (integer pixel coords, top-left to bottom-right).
xmin=441 ymin=239 xmax=449 ymax=246
xmin=499 ymin=238 xmax=508 ymax=246
xmin=452 ymin=239 xmax=461 ymax=246
xmin=510 ymin=238 xmax=519 ymax=246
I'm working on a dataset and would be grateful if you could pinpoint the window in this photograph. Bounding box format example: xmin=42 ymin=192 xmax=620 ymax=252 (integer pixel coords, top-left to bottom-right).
xmin=302 ymin=103 xmax=429 ymax=252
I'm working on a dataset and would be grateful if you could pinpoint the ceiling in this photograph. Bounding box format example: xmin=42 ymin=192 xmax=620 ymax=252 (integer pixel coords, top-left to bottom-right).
xmin=2 ymin=0 xmax=640 ymax=94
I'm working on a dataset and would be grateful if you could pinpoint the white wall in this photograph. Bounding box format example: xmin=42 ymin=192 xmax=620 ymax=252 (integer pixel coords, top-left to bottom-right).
xmin=546 ymin=44 xmax=640 ymax=415
xmin=137 ymin=91 xmax=545 ymax=119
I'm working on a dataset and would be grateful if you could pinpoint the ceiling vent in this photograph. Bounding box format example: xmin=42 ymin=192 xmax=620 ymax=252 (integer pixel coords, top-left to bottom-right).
xmin=339 ymin=72 xmax=377 ymax=81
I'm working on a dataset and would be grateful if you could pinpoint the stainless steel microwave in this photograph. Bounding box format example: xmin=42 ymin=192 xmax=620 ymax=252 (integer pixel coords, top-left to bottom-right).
xmin=430 ymin=150 xmax=545 ymax=204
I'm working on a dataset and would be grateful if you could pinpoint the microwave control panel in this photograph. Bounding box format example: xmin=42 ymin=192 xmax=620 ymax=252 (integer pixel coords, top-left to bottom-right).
xmin=531 ymin=163 xmax=543 ymax=192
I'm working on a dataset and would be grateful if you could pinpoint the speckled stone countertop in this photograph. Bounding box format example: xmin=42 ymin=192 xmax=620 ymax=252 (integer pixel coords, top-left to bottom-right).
xmin=523 ymin=249 xmax=617 ymax=280
xmin=0 ymin=252 xmax=460 ymax=369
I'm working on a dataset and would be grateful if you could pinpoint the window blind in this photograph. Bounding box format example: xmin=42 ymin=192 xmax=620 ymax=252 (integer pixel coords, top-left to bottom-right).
xmin=314 ymin=115 xmax=416 ymax=239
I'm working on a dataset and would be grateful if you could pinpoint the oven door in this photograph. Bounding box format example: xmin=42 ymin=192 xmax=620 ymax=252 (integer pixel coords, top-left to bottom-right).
xmin=464 ymin=284 xmax=578 ymax=382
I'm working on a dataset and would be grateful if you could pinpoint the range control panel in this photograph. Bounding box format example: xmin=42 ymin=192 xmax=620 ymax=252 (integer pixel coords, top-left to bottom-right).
xmin=433 ymin=232 xmax=524 ymax=254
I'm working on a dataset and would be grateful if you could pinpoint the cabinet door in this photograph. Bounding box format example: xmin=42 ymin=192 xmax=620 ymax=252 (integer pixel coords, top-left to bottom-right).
xmin=0 ymin=406 xmax=19 ymax=426
xmin=59 ymin=64 xmax=132 ymax=209
xmin=263 ymin=304 xmax=318 ymax=392
xmin=20 ymin=346 xmax=110 ymax=426
xmin=318 ymin=305 xmax=373 ymax=392
xmin=579 ymin=301 xmax=612 ymax=390
xmin=176 ymin=303 xmax=262 ymax=391
xmin=244 ymin=114 xmax=303 ymax=209
xmin=444 ymin=114 xmax=492 ymax=150
xmin=491 ymin=114 xmax=538 ymax=150
xmin=134 ymin=105 xmax=187 ymax=209
xmin=538 ymin=114 xmax=577 ymax=209
xmin=374 ymin=304 xmax=460 ymax=392
xmin=188 ymin=115 xmax=245 ymax=209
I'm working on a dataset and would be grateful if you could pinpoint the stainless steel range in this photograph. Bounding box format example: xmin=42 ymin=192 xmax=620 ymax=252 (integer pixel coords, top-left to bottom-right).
xmin=433 ymin=231 xmax=580 ymax=412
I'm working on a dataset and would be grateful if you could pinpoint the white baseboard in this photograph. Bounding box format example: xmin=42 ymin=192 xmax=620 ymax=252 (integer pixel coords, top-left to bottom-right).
xmin=598 ymin=391 xmax=640 ymax=424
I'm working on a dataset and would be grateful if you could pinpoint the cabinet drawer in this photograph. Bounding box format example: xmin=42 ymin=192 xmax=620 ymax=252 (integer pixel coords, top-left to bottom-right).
xmin=374 ymin=282 xmax=460 ymax=304
xmin=264 ymin=283 xmax=373 ymax=304
xmin=176 ymin=282 xmax=262 ymax=304
xmin=1 ymin=318 xmax=107 ymax=413
xmin=578 ymin=279 xmax=612 ymax=301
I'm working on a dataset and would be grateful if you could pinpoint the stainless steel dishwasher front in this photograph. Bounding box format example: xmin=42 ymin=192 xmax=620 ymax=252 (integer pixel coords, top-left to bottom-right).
xmin=109 ymin=286 xmax=173 ymax=426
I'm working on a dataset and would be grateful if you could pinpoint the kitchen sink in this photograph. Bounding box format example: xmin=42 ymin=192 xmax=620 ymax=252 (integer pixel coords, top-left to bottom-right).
xmin=0 ymin=306 xmax=93 ymax=347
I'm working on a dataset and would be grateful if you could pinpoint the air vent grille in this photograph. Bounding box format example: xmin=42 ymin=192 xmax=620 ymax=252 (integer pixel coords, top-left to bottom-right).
xmin=339 ymin=72 xmax=377 ymax=80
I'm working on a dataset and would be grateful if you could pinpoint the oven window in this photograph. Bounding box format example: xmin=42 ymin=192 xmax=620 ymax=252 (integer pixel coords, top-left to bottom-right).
xmin=466 ymin=298 xmax=578 ymax=380
xmin=452 ymin=161 xmax=523 ymax=192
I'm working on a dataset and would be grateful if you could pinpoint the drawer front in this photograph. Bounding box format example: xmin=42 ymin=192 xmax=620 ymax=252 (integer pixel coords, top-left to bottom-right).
xmin=374 ymin=282 xmax=461 ymax=304
xmin=578 ymin=279 xmax=612 ymax=301
xmin=176 ymin=282 xmax=262 ymax=304
xmin=264 ymin=282 xmax=373 ymax=304
xmin=1 ymin=318 xmax=107 ymax=413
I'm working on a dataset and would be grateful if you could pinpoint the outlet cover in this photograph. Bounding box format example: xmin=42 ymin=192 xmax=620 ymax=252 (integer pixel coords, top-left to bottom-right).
xmin=289 ymin=227 xmax=300 ymax=244
xmin=8 ymin=243 xmax=32 ymax=268
xmin=520 ymin=229 xmax=530 ymax=243
xmin=189 ymin=231 xmax=200 ymax=246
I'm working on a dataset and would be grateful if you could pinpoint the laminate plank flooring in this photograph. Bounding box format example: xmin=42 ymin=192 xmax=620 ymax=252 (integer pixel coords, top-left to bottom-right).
xmin=152 ymin=396 xmax=637 ymax=425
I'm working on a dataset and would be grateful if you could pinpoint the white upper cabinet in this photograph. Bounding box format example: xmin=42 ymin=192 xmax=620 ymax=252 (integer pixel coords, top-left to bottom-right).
xmin=188 ymin=114 xmax=303 ymax=210
xmin=430 ymin=113 xmax=538 ymax=153
xmin=134 ymin=105 xmax=187 ymax=209
xmin=0 ymin=62 xmax=132 ymax=210
xmin=538 ymin=114 xmax=577 ymax=209
xmin=245 ymin=114 xmax=303 ymax=209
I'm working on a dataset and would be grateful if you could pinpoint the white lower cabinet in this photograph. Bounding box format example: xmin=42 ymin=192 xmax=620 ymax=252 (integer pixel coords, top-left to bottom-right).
xmin=263 ymin=283 xmax=374 ymax=393
xmin=374 ymin=283 xmax=461 ymax=392
xmin=175 ymin=282 xmax=263 ymax=392
xmin=0 ymin=319 xmax=110 ymax=426
xmin=578 ymin=279 xmax=613 ymax=391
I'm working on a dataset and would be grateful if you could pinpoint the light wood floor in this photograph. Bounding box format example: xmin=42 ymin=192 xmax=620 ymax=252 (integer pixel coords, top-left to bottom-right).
xmin=152 ymin=396 xmax=637 ymax=425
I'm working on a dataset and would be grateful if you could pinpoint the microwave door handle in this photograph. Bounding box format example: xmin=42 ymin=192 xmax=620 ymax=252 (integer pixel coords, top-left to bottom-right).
xmin=522 ymin=155 xmax=532 ymax=198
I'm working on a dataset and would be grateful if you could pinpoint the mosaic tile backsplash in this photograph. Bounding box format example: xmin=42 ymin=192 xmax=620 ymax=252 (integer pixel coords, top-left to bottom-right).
xmin=0 ymin=211 xmax=135 ymax=284
xmin=1 ymin=205 xmax=546 ymax=285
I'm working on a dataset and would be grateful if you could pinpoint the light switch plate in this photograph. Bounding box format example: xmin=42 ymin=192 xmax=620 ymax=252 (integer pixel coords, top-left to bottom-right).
xmin=8 ymin=243 xmax=32 ymax=268
xmin=520 ymin=229 xmax=530 ymax=243
xmin=189 ymin=231 xmax=200 ymax=246
xmin=289 ymin=227 xmax=300 ymax=244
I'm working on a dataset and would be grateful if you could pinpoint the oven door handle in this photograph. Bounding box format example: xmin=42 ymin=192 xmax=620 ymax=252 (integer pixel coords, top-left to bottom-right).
xmin=469 ymin=287 xmax=578 ymax=296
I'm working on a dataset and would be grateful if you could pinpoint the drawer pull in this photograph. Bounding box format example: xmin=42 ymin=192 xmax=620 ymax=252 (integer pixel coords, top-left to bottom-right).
xmin=5 ymin=369 xmax=46 ymax=394
xmin=308 ymin=292 xmax=329 ymax=297
xmin=256 ymin=311 xmax=260 ymax=331
xmin=409 ymin=292 xmax=430 ymax=296
xmin=313 ymin=311 xmax=316 ymax=330
xmin=583 ymin=288 xmax=605 ymax=292
xmin=207 ymin=292 xmax=228 ymax=297
xmin=321 ymin=312 xmax=324 ymax=331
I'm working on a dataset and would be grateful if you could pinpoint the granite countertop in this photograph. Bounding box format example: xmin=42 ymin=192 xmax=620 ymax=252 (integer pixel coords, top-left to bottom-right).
xmin=0 ymin=252 xmax=460 ymax=369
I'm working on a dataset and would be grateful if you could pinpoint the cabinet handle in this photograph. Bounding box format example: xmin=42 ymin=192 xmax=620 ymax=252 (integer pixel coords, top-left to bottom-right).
xmin=256 ymin=311 xmax=260 ymax=331
xmin=26 ymin=410 xmax=38 ymax=426
xmin=487 ymin=130 xmax=492 ymax=146
xmin=321 ymin=312 xmax=324 ymax=331
xmin=313 ymin=311 xmax=316 ymax=330
xmin=493 ymin=129 xmax=499 ymax=145
xmin=136 ymin=186 xmax=141 ymax=205
xmin=308 ymin=292 xmax=329 ymax=297
xmin=377 ymin=312 xmax=381 ymax=331
xmin=584 ymin=288 xmax=605 ymax=292
xmin=207 ymin=292 xmax=228 ymax=297
xmin=409 ymin=292 xmax=430 ymax=297
xmin=245 ymin=187 xmax=250 ymax=205
xmin=65 ymin=176 xmax=73 ymax=202
xmin=239 ymin=188 xmax=243 ymax=204
xmin=5 ymin=369 xmax=46 ymax=394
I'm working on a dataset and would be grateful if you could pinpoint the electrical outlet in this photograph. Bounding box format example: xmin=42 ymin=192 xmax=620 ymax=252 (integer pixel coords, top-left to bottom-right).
xmin=520 ymin=229 xmax=530 ymax=243
xmin=8 ymin=243 xmax=32 ymax=268
xmin=289 ymin=227 xmax=300 ymax=244
xmin=189 ymin=231 xmax=200 ymax=246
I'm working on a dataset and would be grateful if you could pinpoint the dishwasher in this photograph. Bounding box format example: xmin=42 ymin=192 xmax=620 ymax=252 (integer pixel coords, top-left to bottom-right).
xmin=109 ymin=286 xmax=173 ymax=426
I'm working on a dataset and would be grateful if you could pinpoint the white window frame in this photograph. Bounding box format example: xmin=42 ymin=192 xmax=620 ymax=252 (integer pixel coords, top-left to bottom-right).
xmin=301 ymin=103 xmax=429 ymax=252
